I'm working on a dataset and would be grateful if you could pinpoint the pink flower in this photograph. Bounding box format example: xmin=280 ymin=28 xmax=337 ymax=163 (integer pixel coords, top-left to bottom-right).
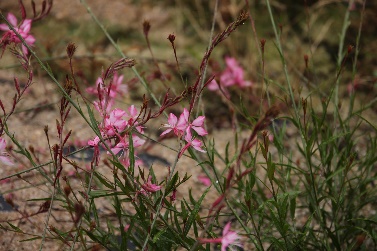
xmin=160 ymin=111 xmax=187 ymax=137
xmin=0 ymin=13 xmax=35 ymax=55
xmin=103 ymin=108 xmax=128 ymax=136
xmin=0 ymin=137 xmax=14 ymax=166
xmin=86 ymin=77 xmax=102 ymax=96
xmin=125 ymin=105 xmax=139 ymax=126
xmin=222 ymin=57 xmax=252 ymax=88
xmin=219 ymin=222 xmax=243 ymax=251
xmin=198 ymin=222 xmax=242 ymax=251
xmin=120 ymin=156 xmax=144 ymax=168
xmin=109 ymin=72 xmax=128 ymax=98
xmin=161 ymin=108 xmax=207 ymax=137
xmin=141 ymin=177 xmax=162 ymax=193
xmin=208 ymin=57 xmax=252 ymax=91
xmin=197 ymin=175 xmax=211 ymax=186
xmin=86 ymin=73 xmax=128 ymax=99
xmin=93 ymin=98 xmax=114 ymax=116
xmin=110 ymin=135 xmax=145 ymax=155
xmin=88 ymin=136 xmax=100 ymax=146
xmin=189 ymin=115 xmax=207 ymax=136
xmin=179 ymin=128 xmax=205 ymax=158
xmin=208 ymin=79 xmax=221 ymax=91
xmin=87 ymin=136 xmax=101 ymax=164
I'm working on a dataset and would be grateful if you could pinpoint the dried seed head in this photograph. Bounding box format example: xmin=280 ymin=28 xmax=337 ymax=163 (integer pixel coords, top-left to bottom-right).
xmin=66 ymin=42 xmax=77 ymax=59
xmin=74 ymin=202 xmax=85 ymax=223
xmin=28 ymin=145 xmax=35 ymax=153
xmin=64 ymin=185 xmax=71 ymax=196
xmin=260 ymin=39 xmax=266 ymax=52
xmin=38 ymin=200 xmax=51 ymax=213
xmin=168 ymin=34 xmax=175 ymax=43
xmin=143 ymin=20 xmax=151 ymax=36
xmin=265 ymin=106 xmax=280 ymax=120
xmin=5 ymin=194 xmax=15 ymax=208
xmin=64 ymin=76 xmax=73 ymax=95
xmin=235 ymin=10 xmax=249 ymax=27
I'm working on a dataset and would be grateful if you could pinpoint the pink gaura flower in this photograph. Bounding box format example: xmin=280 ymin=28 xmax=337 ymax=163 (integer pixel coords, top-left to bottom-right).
xmin=88 ymin=136 xmax=100 ymax=147
xmin=120 ymin=156 xmax=144 ymax=168
xmin=160 ymin=111 xmax=188 ymax=137
xmin=86 ymin=77 xmax=102 ymax=96
xmin=208 ymin=57 xmax=252 ymax=91
xmin=109 ymin=72 xmax=128 ymax=98
xmin=197 ymin=175 xmax=211 ymax=186
xmin=0 ymin=137 xmax=14 ymax=166
xmin=141 ymin=177 xmax=162 ymax=193
xmin=0 ymin=13 xmax=35 ymax=55
xmin=198 ymin=222 xmax=242 ymax=251
xmin=86 ymin=72 xmax=128 ymax=99
xmin=103 ymin=108 xmax=128 ymax=136
xmin=125 ymin=105 xmax=139 ymax=126
xmin=93 ymin=98 xmax=114 ymax=116
xmin=87 ymin=136 xmax=101 ymax=164
xmin=208 ymin=79 xmax=221 ymax=91
xmin=110 ymin=135 xmax=145 ymax=155
xmin=178 ymin=128 xmax=206 ymax=158
xmin=221 ymin=57 xmax=252 ymax=88
xmin=189 ymin=115 xmax=207 ymax=136
xmin=161 ymin=108 xmax=207 ymax=137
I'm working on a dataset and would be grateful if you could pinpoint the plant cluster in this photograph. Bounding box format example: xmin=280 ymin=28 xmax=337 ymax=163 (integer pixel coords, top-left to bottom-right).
xmin=0 ymin=0 xmax=376 ymax=251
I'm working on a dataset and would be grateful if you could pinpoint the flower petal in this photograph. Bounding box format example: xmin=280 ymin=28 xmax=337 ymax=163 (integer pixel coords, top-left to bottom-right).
xmin=167 ymin=113 xmax=177 ymax=127
xmin=0 ymin=156 xmax=14 ymax=166
xmin=160 ymin=128 xmax=172 ymax=136
xmin=192 ymin=126 xmax=208 ymax=136
xmin=7 ymin=13 xmax=18 ymax=27
xmin=192 ymin=116 xmax=205 ymax=127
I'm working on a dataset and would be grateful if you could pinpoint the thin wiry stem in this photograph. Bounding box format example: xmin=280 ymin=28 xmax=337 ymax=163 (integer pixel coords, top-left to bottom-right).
xmin=348 ymin=0 xmax=365 ymax=118
xmin=195 ymin=0 xmax=219 ymax=118
xmin=141 ymin=140 xmax=187 ymax=250
xmin=335 ymin=0 xmax=355 ymax=109
xmin=39 ymin=188 xmax=56 ymax=250
xmin=69 ymin=166 xmax=96 ymax=251
xmin=79 ymin=0 xmax=167 ymax=118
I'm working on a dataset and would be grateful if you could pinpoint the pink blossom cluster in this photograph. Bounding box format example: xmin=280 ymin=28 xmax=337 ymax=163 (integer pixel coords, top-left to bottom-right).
xmin=87 ymin=72 xmax=145 ymax=166
xmin=0 ymin=13 xmax=35 ymax=55
xmin=86 ymin=72 xmax=128 ymax=100
xmin=161 ymin=108 xmax=207 ymax=157
xmin=208 ymin=57 xmax=252 ymax=91
xmin=86 ymin=72 xmax=129 ymax=115
xmin=88 ymin=105 xmax=145 ymax=166
xmin=0 ymin=137 xmax=13 ymax=166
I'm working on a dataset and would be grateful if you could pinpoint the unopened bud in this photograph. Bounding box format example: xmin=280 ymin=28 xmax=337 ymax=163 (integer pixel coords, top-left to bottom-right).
xmin=260 ymin=39 xmax=266 ymax=52
xmin=168 ymin=34 xmax=175 ymax=43
xmin=66 ymin=42 xmax=77 ymax=59
xmin=64 ymin=185 xmax=71 ymax=196
xmin=143 ymin=20 xmax=151 ymax=36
